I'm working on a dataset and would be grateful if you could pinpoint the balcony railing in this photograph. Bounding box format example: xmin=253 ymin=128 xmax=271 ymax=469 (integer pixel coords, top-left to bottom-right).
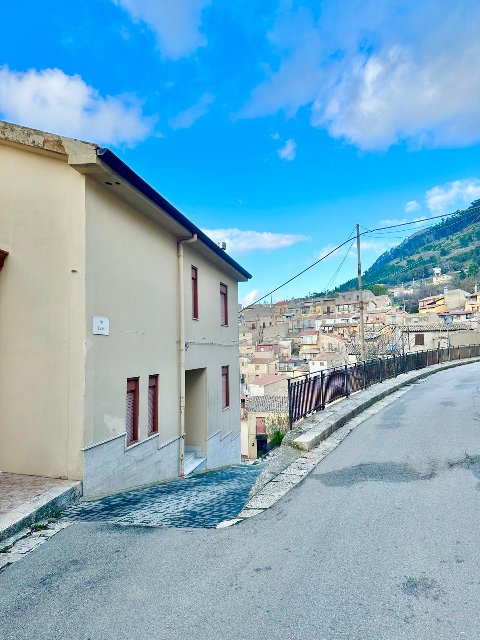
xmin=287 ymin=345 xmax=480 ymax=428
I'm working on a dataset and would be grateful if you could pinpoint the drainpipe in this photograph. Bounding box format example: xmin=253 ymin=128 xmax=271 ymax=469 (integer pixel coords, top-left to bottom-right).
xmin=177 ymin=234 xmax=198 ymax=477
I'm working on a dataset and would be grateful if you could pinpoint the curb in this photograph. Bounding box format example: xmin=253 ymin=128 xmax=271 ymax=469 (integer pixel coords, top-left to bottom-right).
xmin=290 ymin=358 xmax=480 ymax=452
xmin=237 ymin=357 xmax=480 ymax=521
xmin=0 ymin=482 xmax=82 ymax=543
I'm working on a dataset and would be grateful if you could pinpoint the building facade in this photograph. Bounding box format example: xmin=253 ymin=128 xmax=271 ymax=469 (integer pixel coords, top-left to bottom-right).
xmin=0 ymin=121 xmax=250 ymax=497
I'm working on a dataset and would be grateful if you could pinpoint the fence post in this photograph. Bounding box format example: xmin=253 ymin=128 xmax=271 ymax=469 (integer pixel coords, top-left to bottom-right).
xmin=287 ymin=378 xmax=293 ymax=430
xmin=363 ymin=360 xmax=367 ymax=389
xmin=320 ymin=370 xmax=325 ymax=410
xmin=344 ymin=365 xmax=349 ymax=398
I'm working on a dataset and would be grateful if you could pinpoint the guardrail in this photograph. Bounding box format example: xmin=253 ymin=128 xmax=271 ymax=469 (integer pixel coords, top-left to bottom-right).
xmin=287 ymin=345 xmax=480 ymax=427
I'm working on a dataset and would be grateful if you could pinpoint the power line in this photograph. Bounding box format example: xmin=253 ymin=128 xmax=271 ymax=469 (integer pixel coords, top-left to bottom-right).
xmin=324 ymin=236 xmax=356 ymax=292
xmin=242 ymin=206 xmax=480 ymax=310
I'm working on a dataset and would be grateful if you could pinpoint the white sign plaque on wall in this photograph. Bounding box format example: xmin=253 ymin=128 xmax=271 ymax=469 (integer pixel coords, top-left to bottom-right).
xmin=93 ymin=316 xmax=110 ymax=336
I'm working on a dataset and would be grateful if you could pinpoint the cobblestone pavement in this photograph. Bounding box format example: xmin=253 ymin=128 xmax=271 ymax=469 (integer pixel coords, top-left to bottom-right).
xmin=63 ymin=464 xmax=263 ymax=529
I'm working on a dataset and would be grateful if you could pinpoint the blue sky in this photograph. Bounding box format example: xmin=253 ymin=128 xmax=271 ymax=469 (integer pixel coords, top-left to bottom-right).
xmin=2 ymin=0 xmax=480 ymax=304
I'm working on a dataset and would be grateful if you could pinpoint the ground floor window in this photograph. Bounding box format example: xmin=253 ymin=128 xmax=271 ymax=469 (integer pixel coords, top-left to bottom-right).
xmin=148 ymin=375 xmax=159 ymax=435
xmin=222 ymin=366 xmax=230 ymax=409
xmin=126 ymin=378 xmax=139 ymax=445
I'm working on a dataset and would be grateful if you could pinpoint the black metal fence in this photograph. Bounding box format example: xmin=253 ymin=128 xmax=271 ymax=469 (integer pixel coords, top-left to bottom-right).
xmin=288 ymin=345 xmax=480 ymax=427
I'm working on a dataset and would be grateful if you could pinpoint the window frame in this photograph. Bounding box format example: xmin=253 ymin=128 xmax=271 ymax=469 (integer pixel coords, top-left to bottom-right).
xmin=220 ymin=282 xmax=229 ymax=326
xmin=191 ymin=265 xmax=199 ymax=320
xmin=126 ymin=377 xmax=140 ymax=446
xmin=414 ymin=333 xmax=425 ymax=346
xmin=221 ymin=365 xmax=230 ymax=409
xmin=147 ymin=374 xmax=159 ymax=436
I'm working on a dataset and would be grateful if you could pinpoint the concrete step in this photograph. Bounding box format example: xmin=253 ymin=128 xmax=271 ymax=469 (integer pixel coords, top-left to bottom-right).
xmin=184 ymin=454 xmax=207 ymax=477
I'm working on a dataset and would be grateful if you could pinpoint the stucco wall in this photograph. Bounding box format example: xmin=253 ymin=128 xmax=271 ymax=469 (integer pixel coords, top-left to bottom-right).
xmin=183 ymin=243 xmax=241 ymax=462
xmin=84 ymin=179 xmax=181 ymax=451
xmin=0 ymin=143 xmax=85 ymax=479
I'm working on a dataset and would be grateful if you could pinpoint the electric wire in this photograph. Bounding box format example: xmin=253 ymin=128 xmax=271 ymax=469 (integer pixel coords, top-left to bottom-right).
xmin=242 ymin=205 xmax=480 ymax=310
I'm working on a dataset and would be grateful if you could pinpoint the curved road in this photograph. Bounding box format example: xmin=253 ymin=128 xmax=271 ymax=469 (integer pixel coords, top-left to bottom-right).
xmin=1 ymin=363 xmax=480 ymax=639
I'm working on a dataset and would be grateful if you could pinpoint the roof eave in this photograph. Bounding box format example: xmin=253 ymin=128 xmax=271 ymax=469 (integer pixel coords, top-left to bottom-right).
xmin=96 ymin=148 xmax=251 ymax=282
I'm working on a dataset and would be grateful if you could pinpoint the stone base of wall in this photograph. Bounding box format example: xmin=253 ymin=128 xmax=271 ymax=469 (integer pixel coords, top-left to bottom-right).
xmin=207 ymin=431 xmax=241 ymax=469
xmin=83 ymin=429 xmax=241 ymax=498
xmin=83 ymin=434 xmax=180 ymax=498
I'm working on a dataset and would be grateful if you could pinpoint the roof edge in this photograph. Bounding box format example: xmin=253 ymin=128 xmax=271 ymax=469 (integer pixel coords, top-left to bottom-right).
xmin=97 ymin=148 xmax=251 ymax=281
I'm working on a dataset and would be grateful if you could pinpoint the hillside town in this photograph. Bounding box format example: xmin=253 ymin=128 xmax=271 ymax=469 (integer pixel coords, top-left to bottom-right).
xmin=240 ymin=272 xmax=480 ymax=458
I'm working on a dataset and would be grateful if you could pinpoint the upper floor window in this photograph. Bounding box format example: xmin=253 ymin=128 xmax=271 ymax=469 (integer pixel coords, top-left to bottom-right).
xmin=220 ymin=283 xmax=228 ymax=326
xmin=415 ymin=333 xmax=425 ymax=346
xmin=191 ymin=266 xmax=198 ymax=320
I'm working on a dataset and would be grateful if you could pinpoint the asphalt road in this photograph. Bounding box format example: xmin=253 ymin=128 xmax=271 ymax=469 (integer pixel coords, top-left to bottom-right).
xmin=1 ymin=363 xmax=480 ymax=640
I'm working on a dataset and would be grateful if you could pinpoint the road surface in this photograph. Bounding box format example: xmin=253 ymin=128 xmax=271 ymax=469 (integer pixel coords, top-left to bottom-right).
xmin=1 ymin=363 xmax=479 ymax=640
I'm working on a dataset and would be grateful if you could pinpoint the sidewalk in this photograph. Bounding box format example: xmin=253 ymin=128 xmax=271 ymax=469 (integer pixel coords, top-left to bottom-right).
xmin=0 ymin=473 xmax=81 ymax=542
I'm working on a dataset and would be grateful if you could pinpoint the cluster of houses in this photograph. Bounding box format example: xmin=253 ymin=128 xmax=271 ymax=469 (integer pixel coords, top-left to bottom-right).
xmin=2 ymin=120 xmax=479 ymax=497
xmin=239 ymin=285 xmax=480 ymax=459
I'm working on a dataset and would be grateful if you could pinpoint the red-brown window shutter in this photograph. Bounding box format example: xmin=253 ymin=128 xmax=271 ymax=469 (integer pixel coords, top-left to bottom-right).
xmin=222 ymin=366 xmax=230 ymax=409
xmin=126 ymin=378 xmax=139 ymax=445
xmin=220 ymin=283 xmax=228 ymax=326
xmin=192 ymin=266 xmax=198 ymax=319
xmin=148 ymin=375 xmax=159 ymax=435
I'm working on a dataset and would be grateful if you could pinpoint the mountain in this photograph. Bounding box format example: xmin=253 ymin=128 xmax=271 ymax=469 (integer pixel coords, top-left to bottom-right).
xmin=335 ymin=201 xmax=480 ymax=291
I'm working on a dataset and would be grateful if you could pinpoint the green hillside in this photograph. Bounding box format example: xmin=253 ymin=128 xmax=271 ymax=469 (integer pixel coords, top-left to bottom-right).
xmin=337 ymin=201 xmax=480 ymax=291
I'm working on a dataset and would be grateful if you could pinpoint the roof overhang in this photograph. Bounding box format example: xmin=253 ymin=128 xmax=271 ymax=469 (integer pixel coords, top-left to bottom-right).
xmin=87 ymin=149 xmax=251 ymax=282
xmin=0 ymin=120 xmax=251 ymax=283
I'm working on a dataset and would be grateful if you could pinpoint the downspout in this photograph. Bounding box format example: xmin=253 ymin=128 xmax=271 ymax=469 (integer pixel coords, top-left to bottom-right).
xmin=177 ymin=234 xmax=197 ymax=477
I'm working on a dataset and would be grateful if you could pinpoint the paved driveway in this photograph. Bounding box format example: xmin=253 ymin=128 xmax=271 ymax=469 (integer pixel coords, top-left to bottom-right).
xmin=63 ymin=464 xmax=263 ymax=528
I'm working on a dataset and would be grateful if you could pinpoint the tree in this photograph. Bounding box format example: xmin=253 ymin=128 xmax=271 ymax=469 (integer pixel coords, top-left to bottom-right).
xmin=468 ymin=262 xmax=479 ymax=276
xmin=367 ymin=284 xmax=389 ymax=296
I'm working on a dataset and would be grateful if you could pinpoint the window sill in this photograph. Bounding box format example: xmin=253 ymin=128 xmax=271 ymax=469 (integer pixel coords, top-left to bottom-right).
xmin=125 ymin=432 xmax=159 ymax=451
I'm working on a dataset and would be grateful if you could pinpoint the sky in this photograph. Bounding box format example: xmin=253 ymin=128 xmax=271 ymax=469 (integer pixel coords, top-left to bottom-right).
xmin=2 ymin=0 xmax=480 ymax=304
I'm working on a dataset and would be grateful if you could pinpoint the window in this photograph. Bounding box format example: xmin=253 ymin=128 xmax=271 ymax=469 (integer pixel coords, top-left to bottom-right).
xmin=126 ymin=378 xmax=139 ymax=446
xmin=148 ymin=375 xmax=159 ymax=436
xmin=222 ymin=366 xmax=230 ymax=409
xmin=191 ymin=266 xmax=198 ymax=319
xmin=220 ymin=283 xmax=228 ymax=326
xmin=415 ymin=333 xmax=425 ymax=346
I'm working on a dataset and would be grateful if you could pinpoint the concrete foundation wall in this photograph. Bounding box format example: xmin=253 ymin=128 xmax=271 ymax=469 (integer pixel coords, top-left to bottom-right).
xmin=83 ymin=434 xmax=180 ymax=498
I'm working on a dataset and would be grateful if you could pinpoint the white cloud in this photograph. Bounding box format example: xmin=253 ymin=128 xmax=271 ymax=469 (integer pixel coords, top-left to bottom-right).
xmin=360 ymin=239 xmax=399 ymax=256
xmin=277 ymin=138 xmax=296 ymax=161
xmin=316 ymin=244 xmax=344 ymax=261
xmin=0 ymin=66 xmax=152 ymax=146
xmin=203 ymin=228 xmax=307 ymax=254
xmin=242 ymin=1 xmax=480 ymax=150
xmin=405 ymin=200 xmax=421 ymax=212
xmin=114 ymin=0 xmax=210 ymax=60
xmin=169 ymin=93 xmax=214 ymax=129
xmin=241 ymin=289 xmax=261 ymax=307
xmin=425 ymin=178 xmax=480 ymax=214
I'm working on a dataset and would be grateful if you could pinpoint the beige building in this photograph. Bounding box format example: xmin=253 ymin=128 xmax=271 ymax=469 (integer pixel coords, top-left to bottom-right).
xmin=241 ymin=357 xmax=279 ymax=384
xmin=0 ymin=121 xmax=251 ymax=497
xmin=241 ymin=395 xmax=289 ymax=459
xmin=248 ymin=375 xmax=289 ymax=397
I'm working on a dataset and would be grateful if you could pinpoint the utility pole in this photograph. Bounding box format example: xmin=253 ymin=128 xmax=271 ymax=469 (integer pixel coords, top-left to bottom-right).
xmin=356 ymin=224 xmax=366 ymax=361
